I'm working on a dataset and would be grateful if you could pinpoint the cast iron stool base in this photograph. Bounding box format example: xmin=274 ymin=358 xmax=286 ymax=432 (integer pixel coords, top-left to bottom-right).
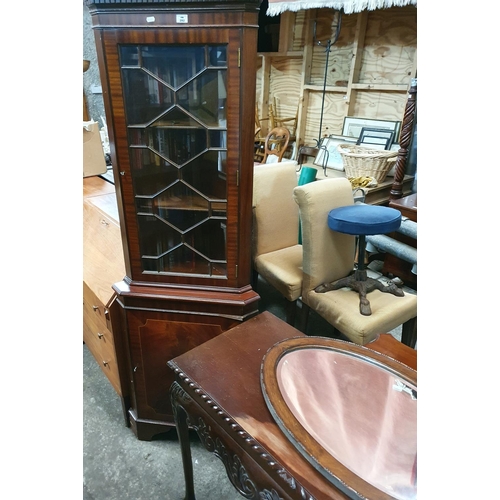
xmin=315 ymin=233 xmax=404 ymax=316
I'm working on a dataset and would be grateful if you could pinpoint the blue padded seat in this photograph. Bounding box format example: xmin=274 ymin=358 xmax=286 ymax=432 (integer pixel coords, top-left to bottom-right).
xmin=328 ymin=205 xmax=401 ymax=236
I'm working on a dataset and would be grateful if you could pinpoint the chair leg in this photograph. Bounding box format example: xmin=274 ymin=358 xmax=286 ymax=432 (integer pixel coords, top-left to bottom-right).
xmin=252 ymin=268 xmax=259 ymax=291
xmin=401 ymin=317 xmax=417 ymax=349
xmin=297 ymin=302 xmax=310 ymax=334
xmin=285 ymin=300 xmax=297 ymax=326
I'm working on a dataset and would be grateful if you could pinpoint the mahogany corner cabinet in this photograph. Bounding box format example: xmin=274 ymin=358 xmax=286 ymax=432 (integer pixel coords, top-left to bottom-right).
xmin=86 ymin=0 xmax=261 ymax=440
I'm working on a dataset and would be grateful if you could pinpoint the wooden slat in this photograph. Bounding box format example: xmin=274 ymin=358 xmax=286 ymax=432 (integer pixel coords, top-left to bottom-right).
xmin=296 ymin=8 xmax=315 ymax=147
xmin=278 ymin=11 xmax=294 ymax=53
xmin=346 ymin=10 xmax=368 ymax=116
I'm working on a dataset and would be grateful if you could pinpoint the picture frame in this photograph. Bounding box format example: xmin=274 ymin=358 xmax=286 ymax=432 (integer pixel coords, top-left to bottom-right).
xmin=342 ymin=117 xmax=401 ymax=143
xmin=313 ymin=135 xmax=357 ymax=171
xmin=356 ymin=127 xmax=395 ymax=150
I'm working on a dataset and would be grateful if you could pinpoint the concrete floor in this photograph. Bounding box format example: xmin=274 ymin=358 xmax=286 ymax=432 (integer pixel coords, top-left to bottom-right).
xmin=83 ymin=269 xmax=412 ymax=500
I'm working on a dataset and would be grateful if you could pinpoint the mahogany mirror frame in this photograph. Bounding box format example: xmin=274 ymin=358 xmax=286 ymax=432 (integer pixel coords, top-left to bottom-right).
xmin=260 ymin=336 xmax=417 ymax=500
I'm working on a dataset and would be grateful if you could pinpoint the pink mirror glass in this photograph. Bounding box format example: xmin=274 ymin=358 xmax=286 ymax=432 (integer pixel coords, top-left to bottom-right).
xmin=261 ymin=337 xmax=417 ymax=500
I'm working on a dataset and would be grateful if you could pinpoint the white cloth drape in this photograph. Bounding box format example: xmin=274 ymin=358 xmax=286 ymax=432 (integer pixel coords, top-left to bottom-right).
xmin=266 ymin=0 xmax=416 ymax=16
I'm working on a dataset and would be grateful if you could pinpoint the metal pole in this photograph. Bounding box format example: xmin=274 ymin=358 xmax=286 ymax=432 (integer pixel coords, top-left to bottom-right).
xmin=313 ymin=11 xmax=343 ymax=146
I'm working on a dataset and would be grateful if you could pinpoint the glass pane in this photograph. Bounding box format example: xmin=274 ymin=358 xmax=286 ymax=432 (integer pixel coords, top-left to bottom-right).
xmin=208 ymin=46 xmax=227 ymax=67
xmin=129 ymin=148 xmax=179 ymax=197
xmin=162 ymin=245 xmax=210 ymax=274
xmin=153 ymin=107 xmax=205 ymax=128
xmin=141 ymin=45 xmax=206 ymax=88
xmin=182 ymin=70 xmax=227 ymax=127
xmin=121 ymin=44 xmax=228 ymax=278
xmin=150 ymin=125 xmax=207 ymax=166
xmin=121 ymin=45 xmax=139 ymax=66
xmin=182 ymin=151 xmax=227 ymax=200
xmin=121 ymin=68 xmax=174 ymax=124
xmin=131 ymin=122 xmax=208 ymax=166
xmin=209 ymin=130 xmax=227 ymax=148
xmin=141 ymin=242 xmax=224 ymax=275
xmin=190 ymin=219 xmax=227 ymax=261
xmin=137 ymin=216 xmax=182 ymax=260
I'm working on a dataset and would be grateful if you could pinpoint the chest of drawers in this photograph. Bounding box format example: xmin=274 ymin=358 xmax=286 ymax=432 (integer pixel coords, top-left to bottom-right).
xmin=83 ymin=177 xmax=126 ymax=398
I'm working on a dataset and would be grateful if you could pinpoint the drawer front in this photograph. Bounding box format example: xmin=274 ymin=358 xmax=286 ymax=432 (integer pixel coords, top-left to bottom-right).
xmin=83 ymin=282 xmax=111 ymax=334
xmin=84 ymin=324 xmax=122 ymax=396
xmin=83 ymin=283 xmax=122 ymax=395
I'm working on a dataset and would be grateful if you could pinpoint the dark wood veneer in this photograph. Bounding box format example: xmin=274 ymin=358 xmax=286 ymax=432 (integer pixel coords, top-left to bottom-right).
xmin=168 ymin=312 xmax=416 ymax=499
xmin=87 ymin=0 xmax=261 ymax=439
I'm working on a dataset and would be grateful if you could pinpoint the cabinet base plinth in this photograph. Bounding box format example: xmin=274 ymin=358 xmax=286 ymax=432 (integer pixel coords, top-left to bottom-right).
xmin=128 ymin=410 xmax=176 ymax=441
xmin=114 ymin=281 xmax=260 ymax=440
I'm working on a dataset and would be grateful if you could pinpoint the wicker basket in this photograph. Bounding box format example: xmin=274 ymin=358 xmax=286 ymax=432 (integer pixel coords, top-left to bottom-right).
xmin=338 ymin=144 xmax=398 ymax=183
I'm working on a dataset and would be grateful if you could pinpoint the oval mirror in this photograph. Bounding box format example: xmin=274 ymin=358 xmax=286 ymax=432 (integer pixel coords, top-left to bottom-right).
xmin=261 ymin=337 xmax=417 ymax=500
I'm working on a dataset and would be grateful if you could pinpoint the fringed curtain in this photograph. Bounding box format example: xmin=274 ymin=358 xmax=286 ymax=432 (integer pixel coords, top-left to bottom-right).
xmin=266 ymin=0 xmax=416 ymax=16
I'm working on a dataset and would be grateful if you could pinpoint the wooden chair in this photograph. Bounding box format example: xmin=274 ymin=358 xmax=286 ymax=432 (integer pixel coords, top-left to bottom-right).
xmin=293 ymin=178 xmax=417 ymax=347
xmin=261 ymin=126 xmax=291 ymax=164
xmin=269 ymin=97 xmax=298 ymax=160
xmin=254 ymin=107 xmax=269 ymax=162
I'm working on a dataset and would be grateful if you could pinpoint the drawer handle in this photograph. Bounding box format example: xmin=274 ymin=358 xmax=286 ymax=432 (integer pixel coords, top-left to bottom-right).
xmin=97 ymin=332 xmax=104 ymax=339
xmin=92 ymin=305 xmax=99 ymax=311
xmin=104 ymin=308 xmax=109 ymax=319
xmin=103 ymin=360 xmax=109 ymax=367
xmin=100 ymin=219 xmax=109 ymax=226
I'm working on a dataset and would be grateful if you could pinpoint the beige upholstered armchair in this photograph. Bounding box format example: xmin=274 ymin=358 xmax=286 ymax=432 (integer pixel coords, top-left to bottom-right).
xmin=252 ymin=162 xmax=303 ymax=325
xmin=293 ymin=178 xmax=417 ymax=346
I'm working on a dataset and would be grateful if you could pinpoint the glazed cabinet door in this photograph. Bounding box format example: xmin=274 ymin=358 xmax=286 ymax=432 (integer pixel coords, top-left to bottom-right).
xmin=99 ymin=29 xmax=247 ymax=287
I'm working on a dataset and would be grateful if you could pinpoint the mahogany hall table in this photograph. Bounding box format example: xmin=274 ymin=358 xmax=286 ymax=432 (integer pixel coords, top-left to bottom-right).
xmin=168 ymin=312 xmax=416 ymax=500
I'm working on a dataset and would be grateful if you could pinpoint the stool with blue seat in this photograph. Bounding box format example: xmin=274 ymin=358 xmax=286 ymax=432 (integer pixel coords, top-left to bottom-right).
xmin=315 ymin=204 xmax=405 ymax=316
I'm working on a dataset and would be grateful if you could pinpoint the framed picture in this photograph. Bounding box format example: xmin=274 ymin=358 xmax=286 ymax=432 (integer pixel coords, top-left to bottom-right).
xmin=342 ymin=117 xmax=401 ymax=143
xmin=313 ymin=135 xmax=357 ymax=171
xmin=356 ymin=127 xmax=395 ymax=150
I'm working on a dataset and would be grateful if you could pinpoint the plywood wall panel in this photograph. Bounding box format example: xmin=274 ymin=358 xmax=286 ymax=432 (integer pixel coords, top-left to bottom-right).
xmin=359 ymin=6 xmax=417 ymax=85
xmin=269 ymin=57 xmax=302 ymax=119
xmin=309 ymin=11 xmax=357 ymax=86
xmin=350 ymin=91 xmax=408 ymax=126
xmin=256 ymin=6 xmax=417 ymax=149
xmin=304 ymin=92 xmax=346 ymax=144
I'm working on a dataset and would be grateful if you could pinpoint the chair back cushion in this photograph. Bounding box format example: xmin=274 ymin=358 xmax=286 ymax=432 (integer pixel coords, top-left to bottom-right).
xmin=253 ymin=162 xmax=299 ymax=257
xmin=293 ymin=178 xmax=355 ymax=293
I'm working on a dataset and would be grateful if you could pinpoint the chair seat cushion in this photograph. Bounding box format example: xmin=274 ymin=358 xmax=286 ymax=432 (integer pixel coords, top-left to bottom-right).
xmin=304 ymin=287 xmax=417 ymax=345
xmin=255 ymin=245 xmax=303 ymax=301
xmin=328 ymin=205 xmax=402 ymax=236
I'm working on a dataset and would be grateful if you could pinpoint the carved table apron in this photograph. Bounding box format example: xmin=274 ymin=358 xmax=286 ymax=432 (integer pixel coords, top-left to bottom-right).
xmin=168 ymin=311 xmax=416 ymax=500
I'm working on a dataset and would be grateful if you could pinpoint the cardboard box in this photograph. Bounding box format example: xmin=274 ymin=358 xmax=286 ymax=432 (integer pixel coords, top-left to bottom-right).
xmin=83 ymin=120 xmax=107 ymax=177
